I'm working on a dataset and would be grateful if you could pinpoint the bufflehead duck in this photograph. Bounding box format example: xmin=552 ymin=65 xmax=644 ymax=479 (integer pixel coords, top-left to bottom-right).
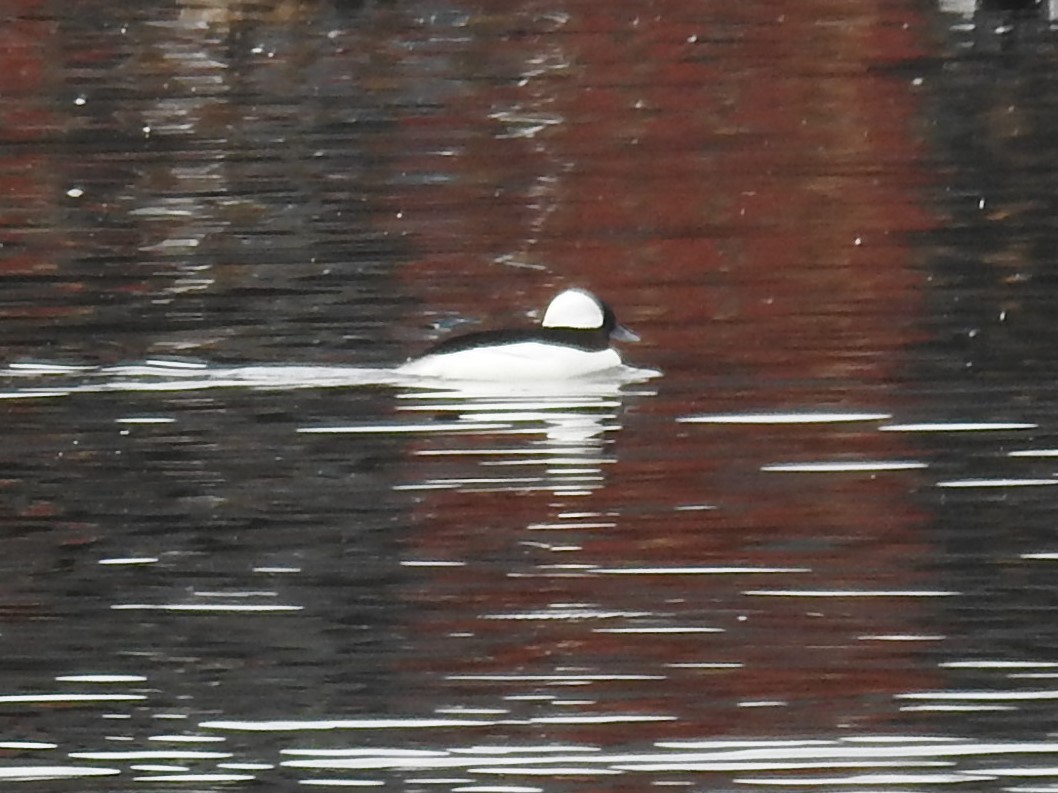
xmin=397 ymin=288 xmax=640 ymax=380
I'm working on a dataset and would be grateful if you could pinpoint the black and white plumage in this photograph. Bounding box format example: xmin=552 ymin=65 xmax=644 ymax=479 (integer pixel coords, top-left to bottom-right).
xmin=398 ymin=288 xmax=639 ymax=380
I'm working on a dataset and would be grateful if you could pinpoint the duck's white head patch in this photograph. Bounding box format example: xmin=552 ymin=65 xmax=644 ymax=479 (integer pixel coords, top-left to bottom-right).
xmin=541 ymin=288 xmax=605 ymax=330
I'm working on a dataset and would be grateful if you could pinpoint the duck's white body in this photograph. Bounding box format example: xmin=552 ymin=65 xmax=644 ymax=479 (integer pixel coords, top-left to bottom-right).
xmin=399 ymin=342 xmax=623 ymax=381
xmin=397 ymin=288 xmax=638 ymax=382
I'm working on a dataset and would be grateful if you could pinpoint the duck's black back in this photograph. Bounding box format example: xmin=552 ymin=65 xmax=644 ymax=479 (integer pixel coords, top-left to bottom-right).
xmin=424 ymin=327 xmax=611 ymax=356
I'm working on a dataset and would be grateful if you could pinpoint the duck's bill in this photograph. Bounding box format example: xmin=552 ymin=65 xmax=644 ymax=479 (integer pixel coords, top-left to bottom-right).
xmin=611 ymin=324 xmax=640 ymax=343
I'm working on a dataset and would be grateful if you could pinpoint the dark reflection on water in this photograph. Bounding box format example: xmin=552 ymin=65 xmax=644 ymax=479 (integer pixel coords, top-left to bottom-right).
xmin=914 ymin=0 xmax=1058 ymax=743
xmin=1 ymin=0 xmax=409 ymax=365
xmin=2 ymin=0 xmax=1058 ymax=789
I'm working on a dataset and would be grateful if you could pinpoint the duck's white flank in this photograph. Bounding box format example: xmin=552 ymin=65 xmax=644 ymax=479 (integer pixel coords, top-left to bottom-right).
xmin=398 ymin=343 xmax=623 ymax=381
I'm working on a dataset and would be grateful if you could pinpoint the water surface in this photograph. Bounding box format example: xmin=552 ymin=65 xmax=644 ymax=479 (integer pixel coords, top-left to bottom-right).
xmin=2 ymin=0 xmax=1058 ymax=790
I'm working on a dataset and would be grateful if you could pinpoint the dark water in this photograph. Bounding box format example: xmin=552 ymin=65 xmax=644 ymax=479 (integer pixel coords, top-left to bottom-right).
xmin=2 ymin=0 xmax=1058 ymax=789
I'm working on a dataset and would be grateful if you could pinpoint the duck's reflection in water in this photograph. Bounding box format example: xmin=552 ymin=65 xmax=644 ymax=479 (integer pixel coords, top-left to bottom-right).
xmin=396 ymin=375 xmax=656 ymax=497
xmin=388 ymin=374 xmax=675 ymax=745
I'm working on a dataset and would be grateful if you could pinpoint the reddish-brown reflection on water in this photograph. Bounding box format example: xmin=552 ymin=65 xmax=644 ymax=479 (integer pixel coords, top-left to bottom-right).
xmin=393 ymin=0 xmax=942 ymax=741
xmin=0 ymin=3 xmax=64 ymax=292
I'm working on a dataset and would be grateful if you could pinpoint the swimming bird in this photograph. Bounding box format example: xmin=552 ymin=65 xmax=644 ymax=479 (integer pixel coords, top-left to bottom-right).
xmin=397 ymin=288 xmax=640 ymax=380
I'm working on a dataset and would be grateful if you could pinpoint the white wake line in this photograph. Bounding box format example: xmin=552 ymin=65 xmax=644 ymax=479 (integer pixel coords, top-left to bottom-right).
xmin=1 ymin=364 xmax=398 ymax=394
xmin=0 ymin=362 xmax=657 ymax=397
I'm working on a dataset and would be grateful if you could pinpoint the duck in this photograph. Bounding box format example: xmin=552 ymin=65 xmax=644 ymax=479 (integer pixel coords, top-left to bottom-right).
xmin=397 ymin=288 xmax=640 ymax=380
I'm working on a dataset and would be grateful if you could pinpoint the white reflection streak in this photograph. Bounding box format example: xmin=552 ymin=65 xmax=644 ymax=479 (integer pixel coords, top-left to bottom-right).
xmin=0 ymin=694 xmax=146 ymax=703
xmin=989 ymin=765 xmax=1058 ymax=777
xmin=444 ymin=674 xmax=665 ymax=682
xmin=942 ymin=661 xmax=1058 ymax=669
xmin=99 ymin=557 xmax=159 ymax=565
xmin=69 ymin=750 xmax=231 ymax=760
xmin=900 ymin=705 xmax=1017 ymax=712
xmin=481 ymin=608 xmax=652 ymax=620
xmin=528 ymin=521 xmax=615 ymax=530
xmin=446 ymin=746 xmax=601 ymax=756
xmin=277 ymin=738 xmax=1058 ymax=775
xmin=734 ymin=772 xmax=994 ymax=785
xmin=6 ymin=362 xmax=95 ymax=374
xmin=253 ymin=566 xmax=301 ymax=573
xmin=201 ymin=718 xmax=493 ymax=731
xmin=529 ymin=715 xmax=675 ymax=725
xmin=745 ymin=589 xmax=958 ymax=597
xmin=111 ymin=604 xmax=303 ymax=613
xmin=666 ymin=662 xmax=743 ymax=669
xmin=55 ymin=675 xmax=147 ymax=683
xmin=399 ymin=399 xmax=621 ymax=413
xmin=394 ymin=386 xmax=625 ymax=495
xmin=677 ymin=412 xmax=891 ymax=424
xmin=285 ymin=749 xmax=448 ymax=759
xmin=881 ymin=422 xmax=1037 ymax=432
xmin=594 ymin=627 xmax=723 ymax=634
xmin=601 ymin=567 xmax=809 ymax=575
xmin=467 ymin=766 xmax=620 ymax=776
xmin=148 ymin=735 xmax=226 ymax=743
xmin=761 ymin=461 xmax=927 ymax=473
xmin=270 ymin=735 xmax=1058 ymax=792
xmin=298 ymin=423 xmax=510 ymax=435
xmin=614 ymin=741 xmax=1058 ymax=768
xmin=899 ymin=690 xmax=1058 ymax=701
xmin=936 ymin=478 xmax=1058 ymax=488
xmin=0 ymin=390 xmax=69 ymax=400
xmin=131 ymin=773 xmax=256 ymax=783
xmin=416 ymin=448 xmax=588 ymax=457
xmin=0 ymin=767 xmax=120 ymax=780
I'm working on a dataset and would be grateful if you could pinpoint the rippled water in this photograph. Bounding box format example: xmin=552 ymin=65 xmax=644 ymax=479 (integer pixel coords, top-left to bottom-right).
xmin=2 ymin=0 xmax=1058 ymax=790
